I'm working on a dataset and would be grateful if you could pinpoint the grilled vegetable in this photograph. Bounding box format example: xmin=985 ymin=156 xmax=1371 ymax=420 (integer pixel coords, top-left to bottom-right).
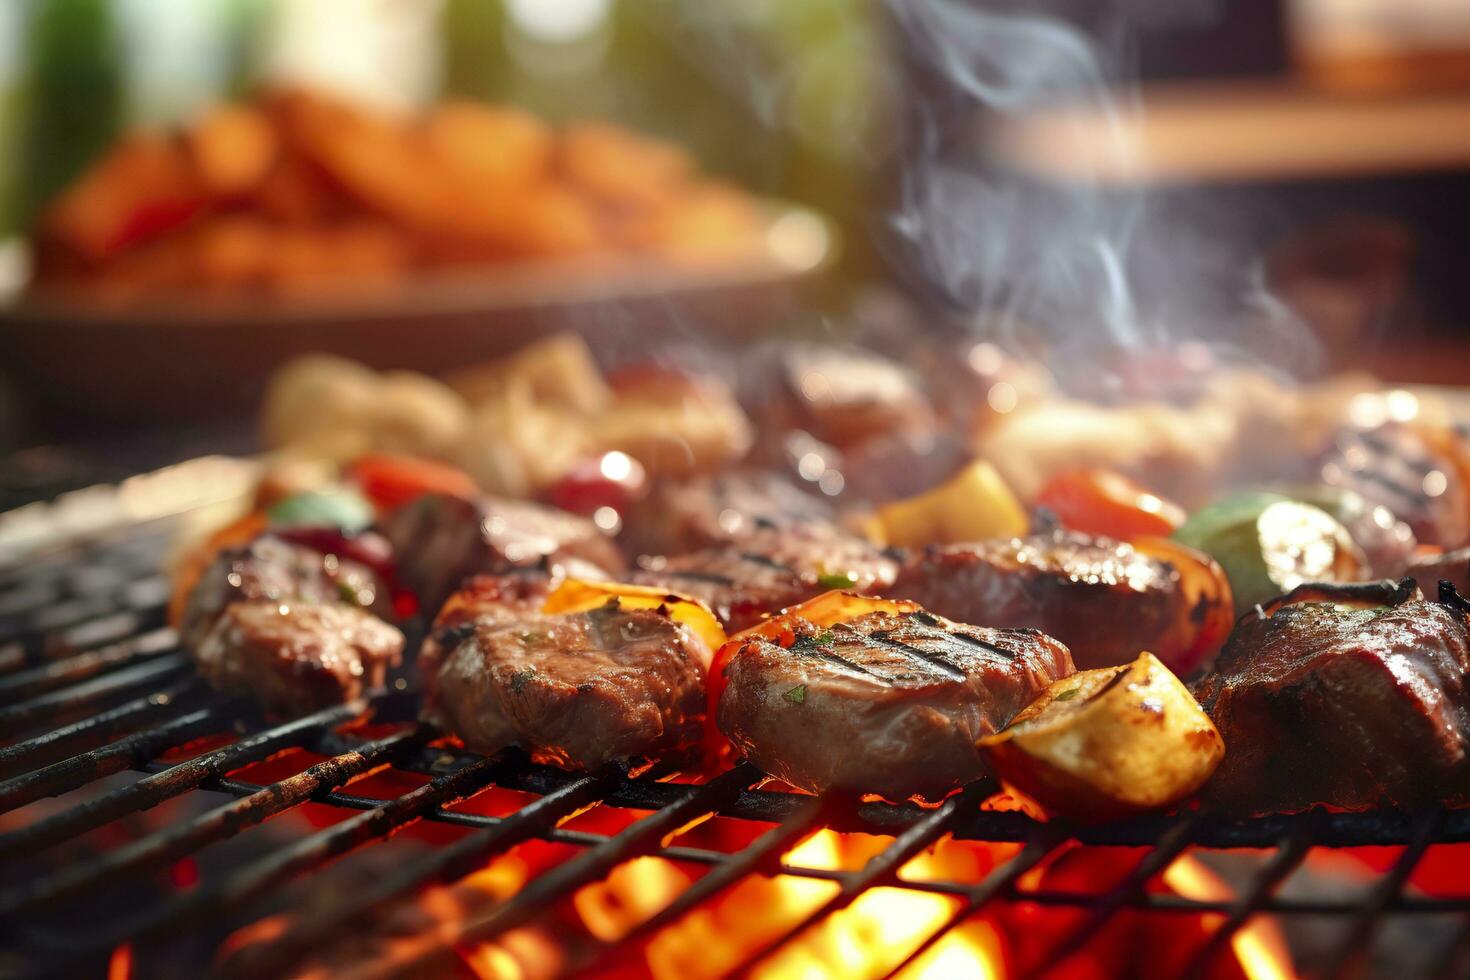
xmin=874 ymin=459 xmax=1028 ymax=547
xmin=1035 ymin=469 xmax=1185 ymax=540
xmin=266 ymin=488 xmax=374 ymax=532
xmin=542 ymin=579 xmax=726 ymax=659
xmin=1128 ymin=536 xmax=1235 ymax=675
xmin=346 ymin=453 xmax=478 ymax=511
xmin=980 ymin=652 xmax=1224 ymax=822
xmin=1173 ymin=492 xmax=1366 ymax=615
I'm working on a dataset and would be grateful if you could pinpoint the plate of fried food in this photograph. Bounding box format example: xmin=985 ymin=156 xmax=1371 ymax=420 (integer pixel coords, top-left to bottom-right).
xmin=0 ymin=90 xmax=834 ymax=423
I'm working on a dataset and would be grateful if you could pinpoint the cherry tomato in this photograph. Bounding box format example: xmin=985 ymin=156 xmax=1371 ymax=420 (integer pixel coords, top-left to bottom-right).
xmin=545 ymin=451 xmax=647 ymax=517
xmin=1036 ymin=469 xmax=1186 ymax=540
xmin=346 ymin=454 xmax=479 ymax=512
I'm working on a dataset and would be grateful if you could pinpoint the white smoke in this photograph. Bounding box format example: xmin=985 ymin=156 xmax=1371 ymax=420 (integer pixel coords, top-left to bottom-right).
xmin=884 ymin=0 xmax=1321 ymax=382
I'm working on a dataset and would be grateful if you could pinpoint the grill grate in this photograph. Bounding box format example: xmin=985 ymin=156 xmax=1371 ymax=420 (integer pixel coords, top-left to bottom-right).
xmin=2 ymin=511 xmax=1469 ymax=979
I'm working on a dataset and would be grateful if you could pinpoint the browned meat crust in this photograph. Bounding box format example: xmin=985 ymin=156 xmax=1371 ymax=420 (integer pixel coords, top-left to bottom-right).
xmin=621 ymin=469 xmax=836 ymax=557
xmin=417 ymin=571 xmax=561 ymax=707
xmin=888 ymin=530 xmax=1189 ymax=671
xmin=717 ymin=608 xmax=1073 ymax=802
xmin=740 ymin=343 xmax=934 ymax=451
xmin=425 ymin=599 xmax=710 ymax=769
xmin=194 ymin=601 xmax=403 ymax=715
xmin=181 ymin=535 xmax=404 ymax=714
xmin=378 ymin=492 xmax=621 ymax=618
xmin=180 ymin=534 xmax=392 ymax=650
xmin=1193 ymin=590 xmax=1470 ymax=813
xmin=631 ymin=527 xmax=900 ymax=631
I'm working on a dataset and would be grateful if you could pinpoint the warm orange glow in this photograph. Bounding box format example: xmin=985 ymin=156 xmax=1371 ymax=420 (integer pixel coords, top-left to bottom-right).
xmin=1163 ymin=856 xmax=1298 ymax=980
xmin=107 ymin=944 xmax=133 ymax=980
xmin=625 ymin=831 xmax=1007 ymax=980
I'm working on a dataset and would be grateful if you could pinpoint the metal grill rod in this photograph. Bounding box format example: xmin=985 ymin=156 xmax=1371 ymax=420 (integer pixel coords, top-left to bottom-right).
xmin=0 ymin=699 xmax=366 ymax=859
xmin=1024 ymin=809 xmax=1204 ymax=979
xmin=0 ymin=726 xmax=428 ymax=918
xmin=1320 ymin=808 xmax=1446 ymax=980
xmin=219 ymin=759 xmax=624 ymax=979
xmin=879 ymin=825 xmax=1070 ymax=980
xmin=581 ymin=791 xmax=834 ymax=968
xmin=0 ymin=627 xmax=176 ymax=700
xmin=728 ymin=780 xmax=997 ymax=980
xmin=1183 ymin=808 xmax=1324 ymax=979
xmin=39 ymin=755 xmax=510 ymax=980
xmin=0 ymin=653 xmax=190 ymax=737
xmin=0 ymin=701 xmax=230 ymax=814
xmin=0 ymin=677 xmax=202 ymax=779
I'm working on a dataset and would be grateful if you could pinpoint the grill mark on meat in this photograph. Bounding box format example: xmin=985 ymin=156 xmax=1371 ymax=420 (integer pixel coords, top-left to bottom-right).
xmin=1351 ymin=465 xmax=1425 ymax=505
xmin=910 ymin=610 xmax=1037 ymax=660
xmin=859 ymin=626 xmax=968 ymax=681
xmin=790 ymin=636 xmax=890 ymax=682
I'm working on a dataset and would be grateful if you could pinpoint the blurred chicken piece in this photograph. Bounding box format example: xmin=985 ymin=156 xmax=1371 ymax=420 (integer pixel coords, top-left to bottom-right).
xmin=189 ymin=104 xmax=279 ymax=198
xmin=559 ymin=121 xmax=692 ymax=210
xmin=41 ymin=134 xmax=205 ymax=261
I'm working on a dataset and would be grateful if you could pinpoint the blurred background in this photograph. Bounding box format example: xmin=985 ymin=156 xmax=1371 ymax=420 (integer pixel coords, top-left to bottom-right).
xmin=2 ymin=0 xmax=1470 ymax=467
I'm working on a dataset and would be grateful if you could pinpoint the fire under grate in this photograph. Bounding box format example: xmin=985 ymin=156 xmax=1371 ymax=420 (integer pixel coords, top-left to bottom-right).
xmin=2 ymin=509 xmax=1470 ymax=979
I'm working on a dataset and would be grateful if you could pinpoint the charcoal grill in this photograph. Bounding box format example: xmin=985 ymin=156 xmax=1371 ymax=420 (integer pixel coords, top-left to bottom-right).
xmin=2 ymin=476 xmax=1470 ymax=980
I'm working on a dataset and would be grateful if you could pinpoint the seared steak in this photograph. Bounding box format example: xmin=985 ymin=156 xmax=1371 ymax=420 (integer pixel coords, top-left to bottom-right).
xmin=1193 ymin=582 xmax=1470 ymax=813
xmin=425 ymin=598 xmax=711 ymax=769
xmin=194 ymin=601 xmax=403 ymax=715
xmin=632 ymin=527 xmax=899 ymax=631
xmin=621 ymin=469 xmax=836 ymax=557
xmin=379 ymin=492 xmax=620 ymax=618
xmin=181 ymin=534 xmax=404 ymax=714
xmin=888 ymin=530 xmax=1192 ymax=671
xmin=180 ymin=534 xmax=392 ymax=650
xmin=717 ymin=608 xmax=1073 ymax=802
xmin=417 ymin=571 xmax=560 ymax=706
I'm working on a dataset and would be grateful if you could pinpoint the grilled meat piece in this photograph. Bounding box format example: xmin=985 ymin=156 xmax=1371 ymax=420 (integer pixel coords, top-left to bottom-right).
xmin=889 ymin=530 xmax=1191 ymax=671
xmin=425 ymin=598 xmax=710 ymax=769
xmin=620 ymin=469 xmax=836 ymax=557
xmin=740 ymin=343 xmax=934 ymax=452
xmin=718 ymin=607 xmax=1073 ymax=802
xmin=1193 ymin=581 xmax=1470 ymax=813
xmin=417 ymin=571 xmax=561 ymax=706
xmin=194 ymin=601 xmax=403 ymax=715
xmin=180 ymin=534 xmax=392 ymax=650
xmin=1321 ymin=422 xmax=1470 ymax=549
xmin=181 ymin=534 xmax=404 ymax=714
xmin=632 ymin=527 xmax=899 ymax=631
xmin=379 ymin=492 xmax=621 ymax=618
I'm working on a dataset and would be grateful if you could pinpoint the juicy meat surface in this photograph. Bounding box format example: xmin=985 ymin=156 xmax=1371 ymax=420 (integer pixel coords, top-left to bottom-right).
xmin=621 ymin=469 xmax=837 ymax=557
xmin=1193 ymin=596 xmax=1470 ymax=813
xmin=740 ymin=343 xmax=934 ymax=451
xmin=425 ymin=599 xmax=711 ymax=770
xmin=181 ymin=534 xmax=403 ymax=714
xmin=417 ymin=571 xmax=561 ymax=706
xmin=194 ymin=600 xmax=403 ymax=715
xmin=888 ymin=531 xmax=1188 ymax=671
xmin=379 ymin=492 xmax=621 ymax=618
xmin=180 ymin=534 xmax=391 ymax=650
xmin=632 ymin=527 xmax=900 ymax=631
xmin=718 ymin=609 xmax=1074 ymax=802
